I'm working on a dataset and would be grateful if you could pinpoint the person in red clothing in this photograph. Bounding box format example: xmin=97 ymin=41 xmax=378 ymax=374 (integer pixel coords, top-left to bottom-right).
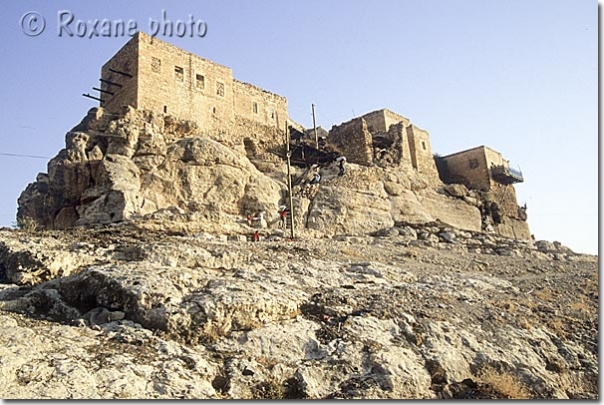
xmin=252 ymin=230 xmax=260 ymax=242
xmin=246 ymin=213 xmax=253 ymax=227
xmin=279 ymin=206 xmax=287 ymax=229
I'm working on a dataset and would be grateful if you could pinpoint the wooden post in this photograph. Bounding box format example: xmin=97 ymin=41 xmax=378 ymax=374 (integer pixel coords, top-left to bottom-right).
xmin=286 ymin=121 xmax=295 ymax=239
xmin=312 ymin=103 xmax=318 ymax=149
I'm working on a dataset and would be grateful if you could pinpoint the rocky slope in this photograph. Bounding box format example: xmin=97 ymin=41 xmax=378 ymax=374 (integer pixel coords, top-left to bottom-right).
xmin=17 ymin=107 xmax=489 ymax=238
xmin=0 ymin=224 xmax=597 ymax=399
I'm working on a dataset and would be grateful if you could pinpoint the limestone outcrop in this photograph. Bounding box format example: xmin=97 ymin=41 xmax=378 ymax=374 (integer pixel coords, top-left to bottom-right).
xmin=17 ymin=108 xmax=284 ymax=232
xmin=0 ymin=226 xmax=597 ymax=399
xmin=16 ymin=107 xmax=527 ymax=239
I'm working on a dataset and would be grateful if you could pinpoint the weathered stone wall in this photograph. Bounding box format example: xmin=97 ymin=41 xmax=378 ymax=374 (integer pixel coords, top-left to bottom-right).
xmin=100 ymin=36 xmax=139 ymax=113
xmin=233 ymin=116 xmax=286 ymax=157
xmin=362 ymin=109 xmax=410 ymax=134
xmin=442 ymin=146 xmax=491 ymax=190
xmin=328 ymin=118 xmax=373 ymax=165
xmin=136 ymin=32 xmax=235 ymax=136
xmin=406 ymin=125 xmax=439 ymax=181
xmin=232 ymin=80 xmax=287 ymax=130
xmin=384 ymin=123 xmax=413 ymax=168
xmin=99 ymin=32 xmax=288 ymax=147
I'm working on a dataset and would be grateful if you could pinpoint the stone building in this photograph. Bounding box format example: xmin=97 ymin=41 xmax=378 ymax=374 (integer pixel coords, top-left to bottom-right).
xmin=99 ymin=32 xmax=288 ymax=149
xmin=327 ymin=109 xmax=440 ymax=181
xmin=439 ymin=145 xmax=530 ymax=239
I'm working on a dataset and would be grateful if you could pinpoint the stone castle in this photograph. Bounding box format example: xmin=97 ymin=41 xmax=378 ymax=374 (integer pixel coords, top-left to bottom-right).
xmin=17 ymin=32 xmax=530 ymax=240
xmin=99 ymin=32 xmax=287 ymax=152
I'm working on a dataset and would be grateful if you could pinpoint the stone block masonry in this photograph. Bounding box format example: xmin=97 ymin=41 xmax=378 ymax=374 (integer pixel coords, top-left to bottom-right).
xmin=100 ymin=32 xmax=288 ymax=147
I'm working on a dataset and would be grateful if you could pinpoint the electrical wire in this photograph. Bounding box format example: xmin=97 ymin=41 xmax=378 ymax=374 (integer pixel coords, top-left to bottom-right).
xmin=0 ymin=152 xmax=50 ymax=160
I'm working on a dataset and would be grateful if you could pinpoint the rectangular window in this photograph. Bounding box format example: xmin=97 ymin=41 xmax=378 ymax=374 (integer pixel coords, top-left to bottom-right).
xmin=196 ymin=74 xmax=205 ymax=89
xmin=216 ymin=81 xmax=225 ymax=97
xmin=252 ymin=102 xmax=258 ymax=114
xmin=469 ymin=159 xmax=479 ymax=169
xmin=174 ymin=66 xmax=184 ymax=81
xmin=151 ymin=57 xmax=161 ymax=73
xmin=421 ymin=141 xmax=427 ymax=151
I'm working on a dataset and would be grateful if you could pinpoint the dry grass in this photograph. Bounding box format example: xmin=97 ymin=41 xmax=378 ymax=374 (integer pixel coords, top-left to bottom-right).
xmin=518 ymin=317 xmax=532 ymax=330
xmin=479 ymin=367 xmax=532 ymax=399
xmin=547 ymin=318 xmax=568 ymax=338
xmin=339 ymin=246 xmax=366 ymax=259
xmin=570 ymin=301 xmax=591 ymax=313
xmin=534 ymin=288 xmax=554 ymax=301
xmin=14 ymin=217 xmax=39 ymax=233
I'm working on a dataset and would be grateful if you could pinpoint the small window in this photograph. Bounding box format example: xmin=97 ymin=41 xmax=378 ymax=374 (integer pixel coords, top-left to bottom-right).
xmin=196 ymin=74 xmax=205 ymax=89
xmin=212 ymin=107 xmax=217 ymax=114
xmin=174 ymin=66 xmax=184 ymax=81
xmin=269 ymin=108 xmax=275 ymax=120
xmin=252 ymin=102 xmax=258 ymax=114
xmin=151 ymin=57 xmax=161 ymax=73
xmin=469 ymin=159 xmax=479 ymax=169
xmin=421 ymin=141 xmax=427 ymax=151
xmin=216 ymin=81 xmax=225 ymax=97
xmin=163 ymin=105 xmax=168 ymax=113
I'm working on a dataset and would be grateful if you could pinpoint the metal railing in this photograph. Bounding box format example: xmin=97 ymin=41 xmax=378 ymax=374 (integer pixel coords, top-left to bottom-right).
xmin=491 ymin=164 xmax=523 ymax=183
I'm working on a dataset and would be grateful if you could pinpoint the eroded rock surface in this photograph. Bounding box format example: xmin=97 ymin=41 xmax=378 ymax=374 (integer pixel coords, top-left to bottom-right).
xmin=17 ymin=107 xmax=527 ymax=239
xmin=0 ymin=226 xmax=597 ymax=399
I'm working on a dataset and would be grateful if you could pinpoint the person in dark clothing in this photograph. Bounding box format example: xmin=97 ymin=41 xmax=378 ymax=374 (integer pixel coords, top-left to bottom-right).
xmin=336 ymin=156 xmax=346 ymax=177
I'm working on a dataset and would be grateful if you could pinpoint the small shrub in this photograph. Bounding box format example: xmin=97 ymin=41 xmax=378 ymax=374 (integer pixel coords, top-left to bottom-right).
xmin=14 ymin=216 xmax=39 ymax=232
xmin=479 ymin=367 xmax=532 ymax=399
xmin=252 ymin=378 xmax=285 ymax=399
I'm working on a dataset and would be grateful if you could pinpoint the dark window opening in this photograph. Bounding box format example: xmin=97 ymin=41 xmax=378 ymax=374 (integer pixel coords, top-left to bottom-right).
xmin=469 ymin=159 xmax=479 ymax=169
xmin=252 ymin=102 xmax=258 ymax=114
xmin=174 ymin=66 xmax=184 ymax=81
xmin=163 ymin=105 xmax=168 ymax=113
xmin=196 ymin=74 xmax=205 ymax=89
xmin=422 ymin=141 xmax=427 ymax=151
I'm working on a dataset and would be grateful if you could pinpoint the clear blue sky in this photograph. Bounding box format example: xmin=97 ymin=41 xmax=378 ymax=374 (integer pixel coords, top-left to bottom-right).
xmin=0 ymin=1 xmax=598 ymax=254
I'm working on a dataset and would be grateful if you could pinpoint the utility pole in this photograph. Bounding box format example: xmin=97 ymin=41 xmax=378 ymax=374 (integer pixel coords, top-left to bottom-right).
xmin=312 ymin=103 xmax=318 ymax=149
xmin=285 ymin=121 xmax=295 ymax=239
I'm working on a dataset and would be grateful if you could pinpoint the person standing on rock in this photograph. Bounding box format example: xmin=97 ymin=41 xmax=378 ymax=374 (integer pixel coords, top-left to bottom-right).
xmin=336 ymin=156 xmax=346 ymax=177
xmin=279 ymin=206 xmax=288 ymax=229
xmin=310 ymin=170 xmax=321 ymax=185
xmin=255 ymin=211 xmax=268 ymax=229
xmin=246 ymin=213 xmax=253 ymax=227
xmin=252 ymin=230 xmax=260 ymax=242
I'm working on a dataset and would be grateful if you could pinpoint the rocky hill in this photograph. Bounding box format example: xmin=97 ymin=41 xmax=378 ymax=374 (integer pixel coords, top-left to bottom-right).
xmin=2 ymin=107 xmax=597 ymax=399
xmin=17 ymin=107 xmax=487 ymax=238
xmin=0 ymin=223 xmax=597 ymax=399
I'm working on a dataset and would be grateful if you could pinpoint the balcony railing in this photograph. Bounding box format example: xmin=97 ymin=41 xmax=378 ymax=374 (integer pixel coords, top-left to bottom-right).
xmin=491 ymin=164 xmax=524 ymax=184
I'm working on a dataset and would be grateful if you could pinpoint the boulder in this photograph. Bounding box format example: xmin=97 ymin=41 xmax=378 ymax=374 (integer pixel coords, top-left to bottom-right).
xmin=417 ymin=190 xmax=482 ymax=232
xmin=443 ymin=184 xmax=468 ymax=198
xmin=306 ymin=185 xmax=394 ymax=237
